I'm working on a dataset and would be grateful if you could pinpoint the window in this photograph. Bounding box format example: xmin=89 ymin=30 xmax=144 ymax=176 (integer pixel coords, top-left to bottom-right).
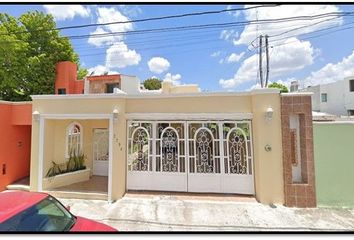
xmin=350 ymin=80 xmax=354 ymax=92
xmin=66 ymin=122 xmax=82 ymax=158
xmin=58 ymin=88 xmax=66 ymax=95
xmin=106 ymin=83 xmax=120 ymax=93
xmin=321 ymin=93 xmax=327 ymax=103
xmin=348 ymin=110 xmax=354 ymax=116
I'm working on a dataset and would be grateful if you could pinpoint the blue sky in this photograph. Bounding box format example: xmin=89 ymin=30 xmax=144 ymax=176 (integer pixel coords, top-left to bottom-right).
xmin=2 ymin=4 xmax=354 ymax=92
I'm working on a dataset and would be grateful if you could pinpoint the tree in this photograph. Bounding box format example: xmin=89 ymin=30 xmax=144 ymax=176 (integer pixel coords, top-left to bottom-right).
xmin=143 ymin=78 xmax=162 ymax=90
xmin=268 ymin=82 xmax=289 ymax=93
xmin=77 ymin=65 xmax=88 ymax=80
xmin=0 ymin=11 xmax=86 ymax=101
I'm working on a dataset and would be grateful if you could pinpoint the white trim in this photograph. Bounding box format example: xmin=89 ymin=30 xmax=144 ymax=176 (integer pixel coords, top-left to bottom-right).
xmin=108 ymin=115 xmax=113 ymax=203
xmin=31 ymin=89 xmax=279 ymax=100
xmin=40 ymin=113 xmax=112 ymax=119
xmin=125 ymin=113 xmax=253 ymax=120
xmin=38 ymin=116 xmax=45 ymax=192
xmin=281 ymin=92 xmax=313 ymax=96
xmin=65 ymin=122 xmax=83 ymax=159
xmin=313 ymin=121 xmax=354 ymax=125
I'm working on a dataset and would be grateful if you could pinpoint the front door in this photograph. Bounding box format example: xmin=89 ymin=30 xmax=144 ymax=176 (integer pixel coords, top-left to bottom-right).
xmin=93 ymin=128 xmax=109 ymax=176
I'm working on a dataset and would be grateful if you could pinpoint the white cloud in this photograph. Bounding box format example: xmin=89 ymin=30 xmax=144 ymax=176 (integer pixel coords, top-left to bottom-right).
xmin=163 ymin=73 xmax=182 ymax=85
xmin=302 ymin=50 xmax=354 ymax=87
xmin=88 ymin=7 xmax=133 ymax=47
xmin=226 ymin=52 xmax=245 ymax=63
xmin=87 ymin=65 xmax=119 ymax=76
xmin=96 ymin=7 xmax=133 ymax=33
xmin=219 ymin=38 xmax=314 ymax=89
xmin=211 ymin=51 xmax=221 ymax=58
xmin=106 ymin=42 xmax=141 ymax=68
xmin=43 ymin=5 xmax=90 ymax=21
xmin=226 ymin=5 xmax=241 ymax=18
xmin=87 ymin=7 xmax=141 ymax=70
xmin=87 ymin=27 xmax=116 ymax=47
xmin=148 ymin=57 xmax=171 ymax=74
xmin=234 ymin=5 xmax=342 ymax=46
xmin=118 ymin=5 xmax=142 ymax=17
xmin=220 ymin=29 xmax=239 ymax=42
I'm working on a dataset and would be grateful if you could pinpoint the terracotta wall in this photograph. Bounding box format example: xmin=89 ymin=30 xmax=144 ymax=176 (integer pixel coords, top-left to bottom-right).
xmin=281 ymin=94 xmax=316 ymax=208
xmin=0 ymin=103 xmax=32 ymax=191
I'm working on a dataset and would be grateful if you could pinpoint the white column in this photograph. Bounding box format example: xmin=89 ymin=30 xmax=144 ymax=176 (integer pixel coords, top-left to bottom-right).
xmin=38 ymin=116 xmax=45 ymax=192
xmin=108 ymin=115 xmax=113 ymax=203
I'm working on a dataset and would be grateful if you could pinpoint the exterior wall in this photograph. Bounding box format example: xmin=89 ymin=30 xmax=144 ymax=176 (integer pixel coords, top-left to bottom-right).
xmin=120 ymin=75 xmax=141 ymax=94
xmin=0 ymin=103 xmax=32 ymax=191
xmin=55 ymin=61 xmax=77 ymax=94
xmin=304 ymin=77 xmax=354 ymax=116
xmin=88 ymin=75 xmax=121 ymax=94
xmin=42 ymin=119 xmax=108 ymax=178
xmin=313 ymin=122 xmax=354 ymax=207
xmin=251 ymin=92 xmax=284 ymax=204
xmin=161 ymin=81 xmax=200 ymax=94
xmin=30 ymin=90 xmax=285 ymax=204
xmin=304 ymin=86 xmax=320 ymax=112
xmin=281 ymin=94 xmax=316 ymax=207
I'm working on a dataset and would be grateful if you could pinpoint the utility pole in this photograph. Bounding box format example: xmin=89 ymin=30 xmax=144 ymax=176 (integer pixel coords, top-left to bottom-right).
xmin=258 ymin=35 xmax=263 ymax=88
xmin=265 ymin=35 xmax=270 ymax=88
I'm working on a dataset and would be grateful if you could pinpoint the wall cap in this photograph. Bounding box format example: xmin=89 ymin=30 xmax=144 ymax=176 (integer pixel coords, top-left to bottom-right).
xmin=0 ymin=100 xmax=32 ymax=105
xmin=281 ymin=92 xmax=313 ymax=96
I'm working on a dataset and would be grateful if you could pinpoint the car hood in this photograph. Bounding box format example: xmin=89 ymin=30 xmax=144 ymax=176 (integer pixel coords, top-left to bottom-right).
xmin=70 ymin=216 xmax=117 ymax=232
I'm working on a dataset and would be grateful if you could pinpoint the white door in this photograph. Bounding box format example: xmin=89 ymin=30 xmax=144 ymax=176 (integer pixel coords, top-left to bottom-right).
xmin=127 ymin=120 xmax=254 ymax=195
xmin=93 ymin=128 xmax=109 ymax=176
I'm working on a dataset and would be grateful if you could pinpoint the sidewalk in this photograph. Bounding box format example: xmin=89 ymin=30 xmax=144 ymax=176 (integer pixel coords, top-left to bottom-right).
xmin=59 ymin=193 xmax=354 ymax=231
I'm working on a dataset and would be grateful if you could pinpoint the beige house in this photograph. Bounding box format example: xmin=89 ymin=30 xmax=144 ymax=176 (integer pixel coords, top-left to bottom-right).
xmin=29 ymin=61 xmax=316 ymax=207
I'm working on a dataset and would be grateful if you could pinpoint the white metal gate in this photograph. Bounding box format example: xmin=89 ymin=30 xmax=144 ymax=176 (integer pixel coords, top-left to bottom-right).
xmin=93 ymin=128 xmax=109 ymax=176
xmin=127 ymin=120 xmax=254 ymax=194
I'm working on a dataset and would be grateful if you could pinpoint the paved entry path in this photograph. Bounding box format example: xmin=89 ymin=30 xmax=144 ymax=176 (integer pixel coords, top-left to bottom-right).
xmin=59 ymin=193 xmax=354 ymax=231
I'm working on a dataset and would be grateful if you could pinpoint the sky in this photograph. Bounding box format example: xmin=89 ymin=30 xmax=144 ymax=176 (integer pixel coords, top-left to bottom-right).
xmin=1 ymin=4 xmax=354 ymax=92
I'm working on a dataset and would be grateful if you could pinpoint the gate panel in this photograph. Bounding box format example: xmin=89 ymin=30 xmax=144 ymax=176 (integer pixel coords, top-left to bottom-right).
xmin=127 ymin=120 xmax=254 ymax=195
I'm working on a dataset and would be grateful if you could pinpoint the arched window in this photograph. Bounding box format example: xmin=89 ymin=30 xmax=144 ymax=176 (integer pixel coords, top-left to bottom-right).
xmin=66 ymin=122 xmax=83 ymax=158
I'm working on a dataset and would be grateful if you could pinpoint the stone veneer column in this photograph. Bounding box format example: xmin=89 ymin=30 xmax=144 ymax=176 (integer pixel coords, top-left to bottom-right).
xmin=281 ymin=94 xmax=316 ymax=208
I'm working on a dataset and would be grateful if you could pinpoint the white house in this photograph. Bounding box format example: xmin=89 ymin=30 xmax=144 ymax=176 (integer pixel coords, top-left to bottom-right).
xmin=301 ymin=76 xmax=354 ymax=116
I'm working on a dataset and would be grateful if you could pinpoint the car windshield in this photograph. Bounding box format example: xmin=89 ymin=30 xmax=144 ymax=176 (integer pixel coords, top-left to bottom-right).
xmin=0 ymin=196 xmax=76 ymax=232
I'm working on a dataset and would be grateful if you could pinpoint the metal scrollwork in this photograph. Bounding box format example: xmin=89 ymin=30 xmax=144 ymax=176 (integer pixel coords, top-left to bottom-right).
xmin=161 ymin=128 xmax=178 ymax=172
xmin=228 ymin=129 xmax=247 ymax=174
xmin=132 ymin=128 xmax=149 ymax=171
xmin=195 ymin=129 xmax=214 ymax=173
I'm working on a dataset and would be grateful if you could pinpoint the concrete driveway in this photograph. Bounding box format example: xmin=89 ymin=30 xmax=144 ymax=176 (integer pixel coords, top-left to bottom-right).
xmin=59 ymin=192 xmax=354 ymax=231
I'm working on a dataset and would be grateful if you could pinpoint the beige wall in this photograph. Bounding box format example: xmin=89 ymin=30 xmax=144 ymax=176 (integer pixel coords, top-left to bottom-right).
xmin=30 ymin=90 xmax=284 ymax=204
xmin=251 ymin=93 xmax=284 ymax=204
xmin=41 ymin=119 xmax=109 ymax=178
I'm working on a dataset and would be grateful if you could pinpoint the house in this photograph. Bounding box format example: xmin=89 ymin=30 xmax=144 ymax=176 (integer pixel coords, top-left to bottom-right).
xmin=0 ymin=61 xmax=317 ymax=208
xmin=301 ymin=76 xmax=354 ymax=116
xmin=26 ymin=61 xmax=316 ymax=208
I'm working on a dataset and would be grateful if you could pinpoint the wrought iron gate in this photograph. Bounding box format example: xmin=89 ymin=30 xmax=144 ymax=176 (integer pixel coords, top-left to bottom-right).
xmin=127 ymin=120 xmax=254 ymax=194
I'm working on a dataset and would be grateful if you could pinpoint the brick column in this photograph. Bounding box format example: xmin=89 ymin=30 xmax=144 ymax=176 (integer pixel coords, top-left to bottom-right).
xmin=281 ymin=94 xmax=316 ymax=208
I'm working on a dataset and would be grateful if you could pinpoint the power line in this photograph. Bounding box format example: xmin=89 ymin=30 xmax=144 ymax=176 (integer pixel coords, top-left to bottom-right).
xmin=0 ymin=5 xmax=278 ymax=36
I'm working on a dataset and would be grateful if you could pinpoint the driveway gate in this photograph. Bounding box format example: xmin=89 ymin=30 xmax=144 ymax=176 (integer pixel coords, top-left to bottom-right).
xmin=127 ymin=120 xmax=254 ymax=194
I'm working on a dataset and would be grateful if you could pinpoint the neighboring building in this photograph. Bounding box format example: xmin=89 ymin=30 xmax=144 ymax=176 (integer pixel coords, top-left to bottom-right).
xmin=0 ymin=102 xmax=32 ymax=191
xmin=301 ymin=76 xmax=354 ymax=116
xmin=313 ymin=116 xmax=354 ymax=207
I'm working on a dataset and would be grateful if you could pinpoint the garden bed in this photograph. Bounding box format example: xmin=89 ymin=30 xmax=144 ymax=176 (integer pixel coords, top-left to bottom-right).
xmin=43 ymin=168 xmax=91 ymax=190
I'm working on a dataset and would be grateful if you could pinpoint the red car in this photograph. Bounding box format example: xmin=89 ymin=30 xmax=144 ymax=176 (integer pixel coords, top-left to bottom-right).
xmin=0 ymin=191 xmax=116 ymax=232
